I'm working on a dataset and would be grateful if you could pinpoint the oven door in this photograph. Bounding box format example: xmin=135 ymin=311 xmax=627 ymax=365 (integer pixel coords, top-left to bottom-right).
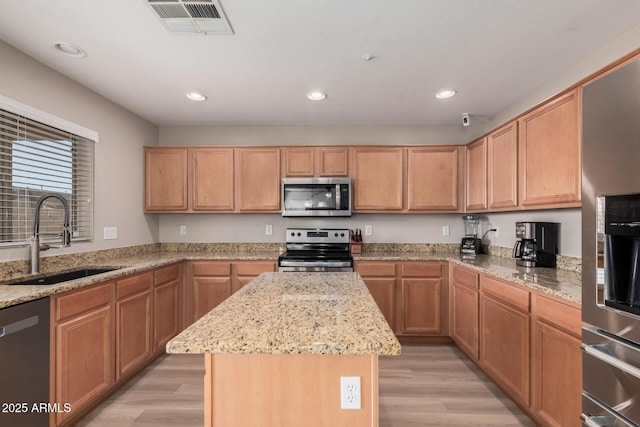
xmin=278 ymin=260 xmax=354 ymax=272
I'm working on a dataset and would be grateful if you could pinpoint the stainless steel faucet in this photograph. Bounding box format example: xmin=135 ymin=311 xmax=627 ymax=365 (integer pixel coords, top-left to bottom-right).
xmin=30 ymin=193 xmax=71 ymax=274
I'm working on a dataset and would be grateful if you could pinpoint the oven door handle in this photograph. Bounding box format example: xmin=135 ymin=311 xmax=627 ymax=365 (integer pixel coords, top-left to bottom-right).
xmin=582 ymin=342 xmax=640 ymax=381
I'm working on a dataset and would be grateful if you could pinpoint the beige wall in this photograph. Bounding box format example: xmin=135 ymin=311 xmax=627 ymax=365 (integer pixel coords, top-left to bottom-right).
xmin=0 ymin=40 xmax=159 ymax=262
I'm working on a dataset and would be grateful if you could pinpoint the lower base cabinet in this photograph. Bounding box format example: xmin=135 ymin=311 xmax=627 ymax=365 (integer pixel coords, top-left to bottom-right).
xmin=450 ymin=266 xmax=480 ymax=360
xmin=53 ymin=283 xmax=114 ymax=426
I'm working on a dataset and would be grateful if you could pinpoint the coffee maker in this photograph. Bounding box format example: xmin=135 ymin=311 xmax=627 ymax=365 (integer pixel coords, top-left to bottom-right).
xmin=513 ymin=222 xmax=558 ymax=267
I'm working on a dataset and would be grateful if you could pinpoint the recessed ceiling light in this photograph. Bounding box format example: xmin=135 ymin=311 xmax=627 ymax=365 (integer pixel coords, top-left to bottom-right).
xmin=53 ymin=42 xmax=86 ymax=58
xmin=307 ymin=91 xmax=327 ymax=101
xmin=435 ymin=89 xmax=456 ymax=99
xmin=186 ymin=92 xmax=207 ymax=101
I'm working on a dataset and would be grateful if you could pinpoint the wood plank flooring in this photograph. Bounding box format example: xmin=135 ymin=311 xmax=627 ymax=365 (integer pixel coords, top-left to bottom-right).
xmin=77 ymin=344 xmax=535 ymax=427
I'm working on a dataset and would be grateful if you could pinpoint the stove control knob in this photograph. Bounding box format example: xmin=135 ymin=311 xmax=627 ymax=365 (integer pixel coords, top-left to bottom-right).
xmin=334 ymin=233 xmax=339 ymax=237
xmin=340 ymin=233 xmax=345 ymax=237
xmin=290 ymin=232 xmax=295 ymax=237
xmin=297 ymin=232 xmax=301 ymax=236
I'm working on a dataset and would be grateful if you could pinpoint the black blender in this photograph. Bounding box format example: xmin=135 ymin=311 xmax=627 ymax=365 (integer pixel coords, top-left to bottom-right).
xmin=460 ymin=215 xmax=482 ymax=255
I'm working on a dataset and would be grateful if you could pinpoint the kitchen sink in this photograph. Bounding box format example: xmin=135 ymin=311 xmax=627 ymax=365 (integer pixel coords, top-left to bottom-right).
xmin=9 ymin=268 xmax=118 ymax=286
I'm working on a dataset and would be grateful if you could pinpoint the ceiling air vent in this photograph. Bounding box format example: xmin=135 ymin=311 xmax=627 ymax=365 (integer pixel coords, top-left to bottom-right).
xmin=146 ymin=0 xmax=233 ymax=35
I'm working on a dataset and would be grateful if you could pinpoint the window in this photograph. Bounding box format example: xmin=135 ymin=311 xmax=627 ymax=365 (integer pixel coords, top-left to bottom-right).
xmin=0 ymin=108 xmax=95 ymax=245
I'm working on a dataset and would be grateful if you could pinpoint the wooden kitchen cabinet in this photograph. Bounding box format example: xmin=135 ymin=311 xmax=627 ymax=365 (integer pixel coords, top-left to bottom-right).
xmin=153 ymin=263 xmax=182 ymax=352
xmin=356 ymin=262 xmax=398 ymax=332
xmin=518 ymin=88 xmax=581 ymax=208
xmin=450 ymin=265 xmax=480 ymax=360
xmin=52 ymin=282 xmax=114 ymax=426
xmin=144 ymin=147 xmax=188 ymax=212
xmin=191 ymin=147 xmax=235 ymax=211
xmin=487 ymin=121 xmax=519 ymax=210
xmin=235 ymin=147 xmax=281 ymax=211
xmin=465 ymin=138 xmax=488 ymax=211
xmin=399 ymin=262 xmax=445 ymax=335
xmin=407 ymin=146 xmax=463 ymax=212
xmin=531 ymin=294 xmax=582 ymax=427
xmin=232 ymin=261 xmax=276 ymax=293
xmin=186 ymin=261 xmax=232 ymax=325
xmin=115 ymin=272 xmax=153 ymax=381
xmin=283 ymin=146 xmax=349 ymax=177
xmin=351 ymin=147 xmax=404 ymax=211
xmin=479 ymin=274 xmax=531 ymax=407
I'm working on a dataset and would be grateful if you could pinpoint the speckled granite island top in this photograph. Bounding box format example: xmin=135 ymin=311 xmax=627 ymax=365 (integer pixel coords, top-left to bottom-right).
xmin=167 ymin=272 xmax=401 ymax=356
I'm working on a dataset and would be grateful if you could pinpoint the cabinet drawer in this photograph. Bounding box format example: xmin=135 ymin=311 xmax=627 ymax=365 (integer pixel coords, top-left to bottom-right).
xmin=191 ymin=261 xmax=231 ymax=277
xmin=235 ymin=262 xmax=276 ymax=276
xmin=402 ymin=262 xmax=442 ymax=278
xmin=533 ymin=294 xmax=581 ymax=337
xmin=481 ymin=274 xmax=530 ymax=312
xmin=56 ymin=282 xmax=113 ymax=321
xmin=356 ymin=262 xmax=397 ymax=277
xmin=452 ymin=265 xmax=479 ymax=289
xmin=116 ymin=272 xmax=153 ymax=300
xmin=154 ymin=263 xmax=180 ymax=285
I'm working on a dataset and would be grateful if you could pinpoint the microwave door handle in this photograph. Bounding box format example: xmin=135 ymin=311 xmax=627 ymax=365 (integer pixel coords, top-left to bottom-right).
xmin=335 ymin=184 xmax=340 ymax=208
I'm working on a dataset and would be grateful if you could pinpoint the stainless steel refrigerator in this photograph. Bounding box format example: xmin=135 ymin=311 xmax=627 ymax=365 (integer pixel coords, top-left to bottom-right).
xmin=582 ymin=56 xmax=640 ymax=426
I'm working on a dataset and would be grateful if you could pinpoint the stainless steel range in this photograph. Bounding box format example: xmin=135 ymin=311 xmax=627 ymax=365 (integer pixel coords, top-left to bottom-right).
xmin=278 ymin=228 xmax=354 ymax=272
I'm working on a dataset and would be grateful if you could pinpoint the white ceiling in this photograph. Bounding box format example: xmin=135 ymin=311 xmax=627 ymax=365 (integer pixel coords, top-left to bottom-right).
xmin=0 ymin=0 xmax=639 ymax=127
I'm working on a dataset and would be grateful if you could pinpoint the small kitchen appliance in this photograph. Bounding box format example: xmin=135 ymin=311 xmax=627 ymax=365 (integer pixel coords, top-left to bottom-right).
xmin=512 ymin=222 xmax=558 ymax=267
xmin=460 ymin=215 xmax=482 ymax=254
xmin=278 ymin=228 xmax=354 ymax=272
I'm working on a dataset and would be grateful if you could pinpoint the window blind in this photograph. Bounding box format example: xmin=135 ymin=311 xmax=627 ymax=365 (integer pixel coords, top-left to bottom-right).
xmin=0 ymin=109 xmax=94 ymax=245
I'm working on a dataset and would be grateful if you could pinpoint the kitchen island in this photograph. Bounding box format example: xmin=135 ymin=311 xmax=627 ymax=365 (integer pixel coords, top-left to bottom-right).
xmin=166 ymin=272 xmax=400 ymax=427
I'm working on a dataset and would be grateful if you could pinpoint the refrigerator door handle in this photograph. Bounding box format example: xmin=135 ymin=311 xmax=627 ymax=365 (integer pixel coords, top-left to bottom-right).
xmin=582 ymin=343 xmax=640 ymax=381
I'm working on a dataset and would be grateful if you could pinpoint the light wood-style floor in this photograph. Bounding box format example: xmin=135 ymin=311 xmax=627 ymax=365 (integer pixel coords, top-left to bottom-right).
xmin=78 ymin=345 xmax=535 ymax=427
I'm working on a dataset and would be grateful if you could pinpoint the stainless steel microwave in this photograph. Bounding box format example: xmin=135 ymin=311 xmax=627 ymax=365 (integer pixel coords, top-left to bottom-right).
xmin=281 ymin=177 xmax=351 ymax=217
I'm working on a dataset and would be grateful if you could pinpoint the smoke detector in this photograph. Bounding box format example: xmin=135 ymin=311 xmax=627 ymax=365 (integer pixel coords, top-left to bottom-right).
xmin=146 ymin=0 xmax=233 ymax=35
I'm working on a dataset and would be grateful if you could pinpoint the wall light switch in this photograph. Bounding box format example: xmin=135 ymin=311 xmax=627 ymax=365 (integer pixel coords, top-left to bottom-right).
xmin=442 ymin=225 xmax=450 ymax=236
xmin=179 ymin=225 xmax=187 ymax=236
xmin=103 ymin=227 xmax=117 ymax=240
xmin=364 ymin=225 xmax=373 ymax=236
xmin=266 ymin=224 xmax=273 ymax=235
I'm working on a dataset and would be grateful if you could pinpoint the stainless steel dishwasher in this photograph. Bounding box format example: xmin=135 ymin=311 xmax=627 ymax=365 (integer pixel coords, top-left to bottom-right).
xmin=0 ymin=297 xmax=49 ymax=426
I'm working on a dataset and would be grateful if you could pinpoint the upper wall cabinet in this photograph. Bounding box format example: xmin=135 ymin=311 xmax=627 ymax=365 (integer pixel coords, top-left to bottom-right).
xmin=518 ymin=89 xmax=581 ymax=208
xmin=407 ymin=146 xmax=463 ymax=212
xmin=191 ymin=148 xmax=235 ymax=211
xmin=145 ymin=148 xmax=188 ymax=212
xmin=283 ymin=146 xmax=349 ymax=177
xmin=487 ymin=121 xmax=518 ymax=210
xmin=235 ymin=147 xmax=281 ymax=212
xmin=465 ymin=139 xmax=488 ymax=212
xmin=350 ymin=147 xmax=404 ymax=211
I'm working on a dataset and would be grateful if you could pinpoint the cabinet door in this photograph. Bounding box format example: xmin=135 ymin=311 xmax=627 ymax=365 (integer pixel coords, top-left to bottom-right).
xmin=144 ymin=147 xmax=188 ymax=212
xmin=487 ymin=121 xmax=518 ymax=210
xmin=361 ymin=278 xmax=396 ymax=332
xmin=532 ymin=320 xmax=581 ymax=427
xmin=465 ymin=138 xmax=487 ymax=211
xmin=235 ymin=147 xmax=281 ymax=211
xmin=317 ymin=147 xmax=348 ymax=176
xmin=116 ymin=290 xmax=153 ymax=381
xmin=407 ymin=146 xmax=463 ymax=211
xmin=451 ymin=281 xmax=479 ymax=360
xmin=154 ymin=279 xmax=181 ymax=352
xmin=518 ymin=89 xmax=581 ymax=207
xmin=480 ymin=294 xmax=530 ymax=406
xmin=351 ymin=147 xmax=404 ymax=211
xmin=55 ymin=306 xmax=113 ymax=425
xmin=192 ymin=147 xmax=235 ymax=211
xmin=192 ymin=277 xmax=232 ymax=322
xmin=232 ymin=261 xmax=276 ymax=293
xmin=283 ymin=147 xmax=315 ymax=177
xmin=400 ymin=278 xmax=441 ymax=335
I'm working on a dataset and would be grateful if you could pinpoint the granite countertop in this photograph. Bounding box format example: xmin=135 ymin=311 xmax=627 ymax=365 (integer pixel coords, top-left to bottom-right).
xmin=166 ymin=272 xmax=401 ymax=356
xmin=0 ymin=246 xmax=582 ymax=309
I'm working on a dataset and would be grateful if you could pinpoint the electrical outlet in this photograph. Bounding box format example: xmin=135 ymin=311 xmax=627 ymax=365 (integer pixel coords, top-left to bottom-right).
xmin=364 ymin=225 xmax=373 ymax=236
xmin=442 ymin=225 xmax=450 ymax=236
xmin=103 ymin=227 xmax=117 ymax=240
xmin=179 ymin=225 xmax=187 ymax=236
xmin=340 ymin=376 xmax=361 ymax=410
xmin=265 ymin=224 xmax=273 ymax=235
